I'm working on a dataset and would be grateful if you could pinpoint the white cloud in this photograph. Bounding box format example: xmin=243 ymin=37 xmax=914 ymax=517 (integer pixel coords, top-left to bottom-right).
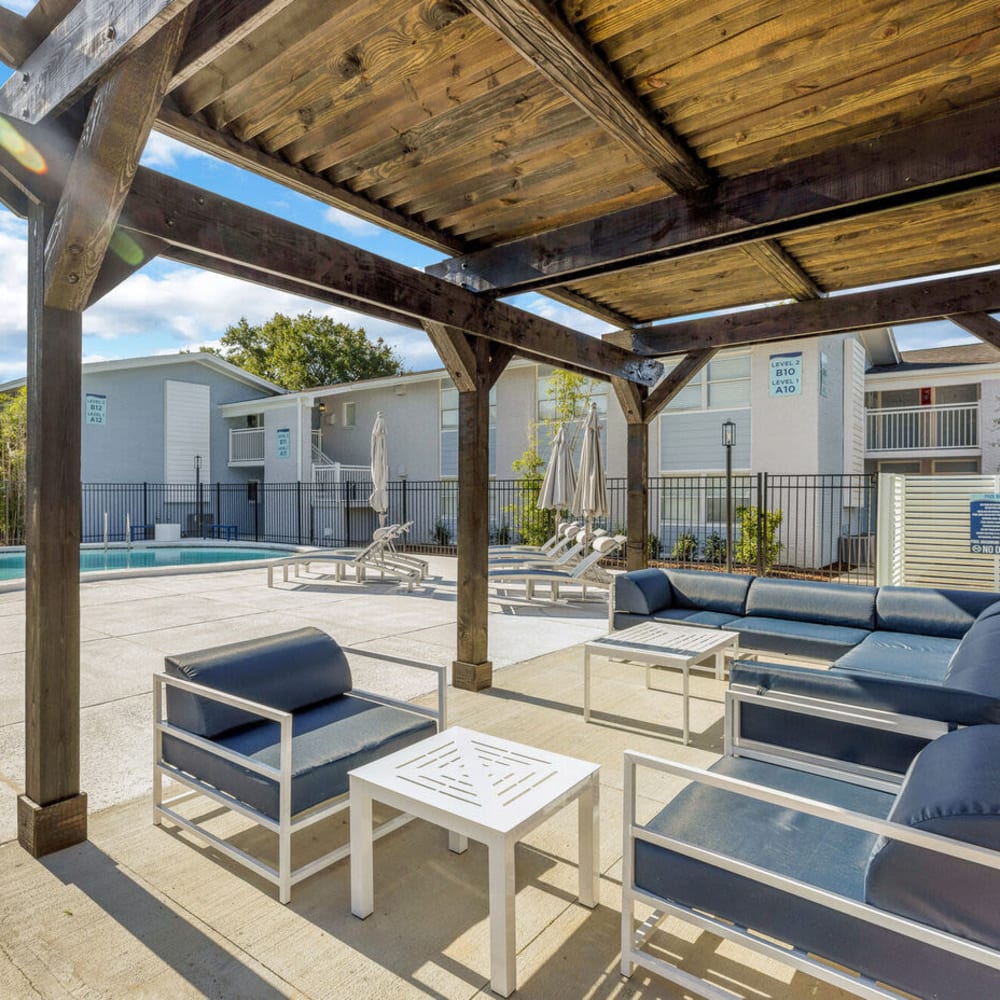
xmin=140 ymin=132 xmax=213 ymax=170
xmin=5 ymin=0 xmax=33 ymax=13
xmin=519 ymin=295 xmax=614 ymax=337
xmin=323 ymin=206 xmax=382 ymax=238
xmin=0 ymin=212 xmax=28 ymax=373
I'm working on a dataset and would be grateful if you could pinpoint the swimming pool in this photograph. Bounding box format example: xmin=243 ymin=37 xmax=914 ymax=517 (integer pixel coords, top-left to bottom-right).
xmin=0 ymin=545 xmax=290 ymax=581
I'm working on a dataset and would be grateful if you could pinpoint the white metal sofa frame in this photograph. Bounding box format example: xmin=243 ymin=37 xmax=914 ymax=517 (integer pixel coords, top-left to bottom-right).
xmin=621 ymin=749 xmax=1000 ymax=999
xmin=153 ymin=645 xmax=446 ymax=904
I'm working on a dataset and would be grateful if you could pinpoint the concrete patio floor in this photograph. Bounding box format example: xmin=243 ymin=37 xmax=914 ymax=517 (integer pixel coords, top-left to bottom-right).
xmin=0 ymin=556 xmax=854 ymax=998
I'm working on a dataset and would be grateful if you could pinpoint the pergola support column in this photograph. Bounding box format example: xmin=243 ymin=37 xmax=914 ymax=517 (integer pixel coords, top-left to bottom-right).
xmin=453 ymin=337 xmax=493 ymax=690
xmin=18 ymin=201 xmax=86 ymax=857
xmin=624 ymin=423 xmax=649 ymax=572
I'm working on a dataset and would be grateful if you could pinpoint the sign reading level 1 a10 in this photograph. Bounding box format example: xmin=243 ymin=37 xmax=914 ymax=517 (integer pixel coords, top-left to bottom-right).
xmin=769 ymin=352 xmax=802 ymax=396
xmin=970 ymin=494 xmax=1000 ymax=554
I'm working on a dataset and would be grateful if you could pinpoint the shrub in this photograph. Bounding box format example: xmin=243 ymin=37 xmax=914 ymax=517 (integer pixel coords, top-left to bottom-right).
xmin=703 ymin=532 xmax=727 ymax=564
xmin=646 ymin=532 xmax=661 ymax=561
xmin=733 ymin=505 xmax=784 ymax=571
xmin=671 ymin=532 xmax=698 ymax=561
xmin=432 ymin=517 xmax=453 ymax=546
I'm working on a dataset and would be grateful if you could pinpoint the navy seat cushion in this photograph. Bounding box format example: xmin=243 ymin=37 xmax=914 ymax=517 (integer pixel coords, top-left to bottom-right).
xmin=165 ymin=627 xmax=352 ymax=738
xmin=614 ymin=569 xmax=672 ymax=616
xmin=162 ymin=693 xmax=435 ymax=820
xmin=663 ymin=569 xmax=753 ymax=616
xmin=745 ymin=577 xmax=876 ymax=629
xmin=651 ymin=609 xmax=739 ymax=628
xmin=944 ymin=612 xmax=1000 ymax=698
xmin=867 ymin=726 xmax=1000 ymax=951
xmin=834 ymin=632 xmax=960 ymax=683
xmin=876 ymin=586 xmax=1000 ymax=639
xmin=634 ymin=756 xmax=1000 ymax=999
xmin=734 ymin=616 xmax=870 ymax=661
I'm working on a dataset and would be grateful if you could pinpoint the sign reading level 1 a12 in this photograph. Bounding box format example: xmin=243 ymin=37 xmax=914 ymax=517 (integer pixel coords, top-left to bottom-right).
xmin=769 ymin=352 xmax=802 ymax=396
xmin=970 ymin=494 xmax=1000 ymax=554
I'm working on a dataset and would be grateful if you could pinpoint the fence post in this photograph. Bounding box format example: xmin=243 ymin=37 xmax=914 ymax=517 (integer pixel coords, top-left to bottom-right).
xmin=757 ymin=472 xmax=766 ymax=577
xmin=296 ymin=481 xmax=302 ymax=546
xmin=142 ymin=483 xmax=148 ymax=539
xmin=254 ymin=492 xmax=260 ymax=541
xmin=215 ymin=482 xmax=221 ymax=529
xmin=870 ymin=472 xmax=878 ymax=584
xmin=345 ymin=481 xmax=353 ymax=546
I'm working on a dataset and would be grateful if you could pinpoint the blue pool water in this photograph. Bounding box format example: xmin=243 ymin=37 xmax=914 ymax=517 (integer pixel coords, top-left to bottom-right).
xmin=0 ymin=546 xmax=286 ymax=581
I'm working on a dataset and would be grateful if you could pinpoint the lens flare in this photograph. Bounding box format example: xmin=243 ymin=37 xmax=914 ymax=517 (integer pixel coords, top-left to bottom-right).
xmin=0 ymin=116 xmax=47 ymax=174
xmin=109 ymin=228 xmax=145 ymax=266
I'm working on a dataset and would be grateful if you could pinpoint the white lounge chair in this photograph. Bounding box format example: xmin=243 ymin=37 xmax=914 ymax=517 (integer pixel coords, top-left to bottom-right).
xmin=488 ymin=534 xmax=625 ymax=600
xmin=488 ymin=520 xmax=579 ymax=557
xmin=487 ymin=528 xmax=606 ymax=569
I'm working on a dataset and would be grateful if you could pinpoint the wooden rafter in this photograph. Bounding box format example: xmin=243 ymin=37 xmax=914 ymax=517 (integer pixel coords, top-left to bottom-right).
xmin=738 ymin=243 xmax=821 ymax=301
xmin=0 ymin=7 xmax=41 ymax=68
xmin=642 ymin=350 xmax=716 ymax=422
xmin=946 ymin=312 xmax=1000 ymax=351
xmin=87 ymin=233 xmax=168 ymax=306
xmin=422 ymin=321 xmax=479 ymax=392
xmin=427 ymin=103 xmax=1000 ymax=296
xmin=608 ymin=272 xmax=1000 ymax=356
xmin=117 ymin=167 xmax=663 ymax=386
xmin=435 ymin=0 xmax=708 ymax=192
xmin=610 ymin=377 xmax=645 ymax=425
xmin=0 ymin=170 xmax=30 ymax=217
xmin=0 ymin=0 xmax=198 ymax=123
xmin=44 ymin=11 xmax=194 ymax=311
xmin=487 ymin=343 xmax=514 ymax=389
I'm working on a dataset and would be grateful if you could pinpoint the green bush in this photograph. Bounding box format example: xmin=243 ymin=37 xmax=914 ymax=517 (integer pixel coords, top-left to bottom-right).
xmin=646 ymin=532 xmax=661 ymax=561
xmin=733 ymin=505 xmax=784 ymax=571
xmin=703 ymin=532 xmax=727 ymax=564
xmin=671 ymin=532 xmax=699 ymax=561
xmin=432 ymin=517 xmax=453 ymax=546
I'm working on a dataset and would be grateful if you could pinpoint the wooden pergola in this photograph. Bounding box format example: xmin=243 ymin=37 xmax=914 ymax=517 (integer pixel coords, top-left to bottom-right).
xmin=1 ymin=0 xmax=999 ymax=858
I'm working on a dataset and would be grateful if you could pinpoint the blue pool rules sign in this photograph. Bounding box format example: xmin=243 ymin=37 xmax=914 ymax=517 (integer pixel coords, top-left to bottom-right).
xmin=970 ymin=494 xmax=1000 ymax=554
xmin=769 ymin=352 xmax=802 ymax=396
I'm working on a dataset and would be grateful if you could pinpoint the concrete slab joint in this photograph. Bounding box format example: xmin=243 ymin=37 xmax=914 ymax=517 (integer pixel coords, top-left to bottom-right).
xmin=452 ymin=658 xmax=493 ymax=691
xmin=17 ymin=791 xmax=88 ymax=858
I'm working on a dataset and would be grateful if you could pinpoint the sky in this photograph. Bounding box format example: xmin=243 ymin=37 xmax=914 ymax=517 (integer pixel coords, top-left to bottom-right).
xmin=0 ymin=34 xmax=983 ymax=384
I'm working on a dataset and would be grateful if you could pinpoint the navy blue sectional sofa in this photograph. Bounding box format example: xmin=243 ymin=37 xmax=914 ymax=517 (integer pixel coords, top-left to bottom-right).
xmin=613 ymin=567 xmax=1000 ymax=679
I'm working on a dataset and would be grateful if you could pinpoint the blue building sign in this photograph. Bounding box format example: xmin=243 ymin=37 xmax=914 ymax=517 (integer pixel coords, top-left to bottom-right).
xmin=276 ymin=427 xmax=291 ymax=459
xmin=970 ymin=494 xmax=1000 ymax=554
xmin=769 ymin=352 xmax=802 ymax=396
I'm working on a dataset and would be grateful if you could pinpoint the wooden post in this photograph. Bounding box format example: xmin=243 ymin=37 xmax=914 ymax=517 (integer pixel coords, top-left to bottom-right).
xmin=18 ymin=201 xmax=86 ymax=856
xmin=625 ymin=422 xmax=649 ymax=572
xmin=453 ymin=338 xmax=492 ymax=690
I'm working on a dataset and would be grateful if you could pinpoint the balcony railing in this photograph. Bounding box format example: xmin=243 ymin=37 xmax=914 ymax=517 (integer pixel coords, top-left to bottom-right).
xmin=229 ymin=427 xmax=265 ymax=465
xmin=865 ymin=402 xmax=978 ymax=452
xmin=313 ymin=462 xmax=372 ymax=488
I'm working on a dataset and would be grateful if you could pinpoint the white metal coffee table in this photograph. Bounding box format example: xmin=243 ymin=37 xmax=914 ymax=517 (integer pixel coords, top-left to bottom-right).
xmin=349 ymin=726 xmax=600 ymax=997
xmin=583 ymin=621 xmax=739 ymax=744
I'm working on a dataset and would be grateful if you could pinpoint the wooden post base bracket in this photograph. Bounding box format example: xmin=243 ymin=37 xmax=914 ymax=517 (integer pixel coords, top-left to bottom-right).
xmin=17 ymin=792 xmax=88 ymax=858
xmin=452 ymin=659 xmax=493 ymax=691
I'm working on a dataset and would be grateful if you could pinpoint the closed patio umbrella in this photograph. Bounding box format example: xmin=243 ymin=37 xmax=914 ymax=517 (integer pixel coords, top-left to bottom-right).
xmin=537 ymin=424 xmax=576 ymax=512
xmin=369 ymin=411 xmax=389 ymax=528
xmin=572 ymin=403 xmax=608 ymax=543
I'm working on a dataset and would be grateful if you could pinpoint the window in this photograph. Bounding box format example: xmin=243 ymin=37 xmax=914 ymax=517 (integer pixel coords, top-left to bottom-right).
xmin=664 ymin=351 xmax=750 ymax=411
xmin=343 ymin=401 xmax=356 ymax=428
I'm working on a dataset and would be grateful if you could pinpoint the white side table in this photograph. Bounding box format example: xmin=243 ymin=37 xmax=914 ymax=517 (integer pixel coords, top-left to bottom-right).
xmin=584 ymin=621 xmax=740 ymax=744
xmin=349 ymin=726 xmax=600 ymax=997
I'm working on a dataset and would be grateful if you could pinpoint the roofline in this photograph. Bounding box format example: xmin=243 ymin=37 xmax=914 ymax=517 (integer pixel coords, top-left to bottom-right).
xmin=0 ymin=353 xmax=286 ymax=396
xmin=866 ymin=357 xmax=1000 ymax=388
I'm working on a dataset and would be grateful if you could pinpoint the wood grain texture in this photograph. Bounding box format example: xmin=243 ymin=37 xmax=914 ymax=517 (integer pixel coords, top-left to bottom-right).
xmin=624 ymin=421 xmax=648 ymax=571
xmin=422 ymin=320 xmax=478 ymax=392
xmin=946 ymin=313 xmax=1000 ymax=351
xmin=738 ymin=242 xmax=822 ymax=301
xmin=0 ymin=170 xmax=30 ymax=217
xmin=119 ymin=167 xmax=662 ymax=385
xmin=0 ymin=7 xmax=42 ymax=68
xmin=643 ymin=350 xmax=716 ymax=422
xmin=612 ymin=272 xmax=1000 ymax=356
xmin=44 ymin=11 xmax=193 ymax=311
xmin=0 ymin=0 xmax=198 ymax=122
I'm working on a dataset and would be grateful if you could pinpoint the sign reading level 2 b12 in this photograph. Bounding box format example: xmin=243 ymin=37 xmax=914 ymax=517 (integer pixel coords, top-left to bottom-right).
xmin=970 ymin=494 xmax=1000 ymax=554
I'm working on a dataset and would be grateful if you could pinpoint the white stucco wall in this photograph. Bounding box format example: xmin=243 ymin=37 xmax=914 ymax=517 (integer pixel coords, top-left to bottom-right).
xmin=980 ymin=378 xmax=1000 ymax=474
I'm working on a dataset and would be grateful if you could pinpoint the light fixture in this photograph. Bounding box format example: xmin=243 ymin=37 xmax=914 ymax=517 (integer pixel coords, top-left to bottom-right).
xmin=722 ymin=420 xmax=736 ymax=447
xmin=318 ymin=401 xmax=326 ymax=413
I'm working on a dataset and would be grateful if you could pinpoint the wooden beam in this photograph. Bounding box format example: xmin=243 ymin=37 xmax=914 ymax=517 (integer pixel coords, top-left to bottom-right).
xmin=453 ymin=336 xmax=492 ymax=691
xmin=487 ymin=343 xmax=514 ymax=389
xmin=163 ymin=244 xmax=420 ymax=328
xmin=167 ymin=0 xmax=299 ymax=92
xmin=0 ymin=169 xmax=30 ymax=217
xmin=86 ymin=232 xmax=168 ymax=306
xmin=610 ymin=377 xmax=645 ymax=425
xmin=0 ymin=7 xmax=41 ymax=68
xmin=426 ymin=103 xmax=1000 ymax=294
xmin=422 ymin=321 xmax=478 ymax=392
xmin=739 ymin=242 xmax=822 ymax=301
xmin=642 ymin=350 xmax=716 ymax=421
xmin=119 ymin=167 xmax=663 ymax=385
xmin=0 ymin=0 xmax=198 ymax=123
xmin=44 ymin=11 xmax=193 ymax=311
xmin=946 ymin=312 xmax=1000 ymax=351
xmin=18 ymin=199 xmax=87 ymax=857
xmin=609 ymin=273 xmax=1000 ymax=356
xmin=624 ymin=422 xmax=648 ymax=572
xmin=542 ymin=286 xmax=636 ymax=330
xmin=464 ymin=0 xmax=707 ymax=192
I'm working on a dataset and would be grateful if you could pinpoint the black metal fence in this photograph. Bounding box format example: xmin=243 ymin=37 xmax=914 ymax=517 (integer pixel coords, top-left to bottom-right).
xmin=1 ymin=474 xmax=877 ymax=583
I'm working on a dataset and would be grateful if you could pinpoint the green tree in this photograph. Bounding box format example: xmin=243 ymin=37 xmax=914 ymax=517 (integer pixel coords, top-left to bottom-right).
xmin=733 ymin=505 xmax=784 ymax=572
xmin=0 ymin=387 xmax=27 ymax=544
xmin=208 ymin=312 xmax=406 ymax=390
xmin=506 ymin=370 xmax=594 ymax=545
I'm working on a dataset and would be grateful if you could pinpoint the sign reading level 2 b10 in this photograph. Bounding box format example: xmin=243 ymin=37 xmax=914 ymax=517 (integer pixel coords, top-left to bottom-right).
xmin=970 ymin=494 xmax=1000 ymax=554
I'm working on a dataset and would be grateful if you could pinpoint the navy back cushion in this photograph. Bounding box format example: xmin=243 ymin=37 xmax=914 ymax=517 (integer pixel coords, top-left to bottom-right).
xmin=664 ymin=569 xmax=753 ymax=615
xmin=876 ymin=587 xmax=1000 ymax=640
xmin=165 ymin=627 xmax=352 ymax=738
xmin=943 ymin=612 xmax=1000 ymax=699
xmin=614 ymin=569 xmax=673 ymax=616
xmin=746 ymin=578 xmax=876 ymax=629
xmin=866 ymin=726 xmax=1000 ymax=950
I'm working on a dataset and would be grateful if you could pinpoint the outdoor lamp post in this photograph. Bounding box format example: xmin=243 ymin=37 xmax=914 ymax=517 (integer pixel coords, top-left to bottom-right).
xmin=194 ymin=454 xmax=202 ymax=538
xmin=722 ymin=421 xmax=736 ymax=573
